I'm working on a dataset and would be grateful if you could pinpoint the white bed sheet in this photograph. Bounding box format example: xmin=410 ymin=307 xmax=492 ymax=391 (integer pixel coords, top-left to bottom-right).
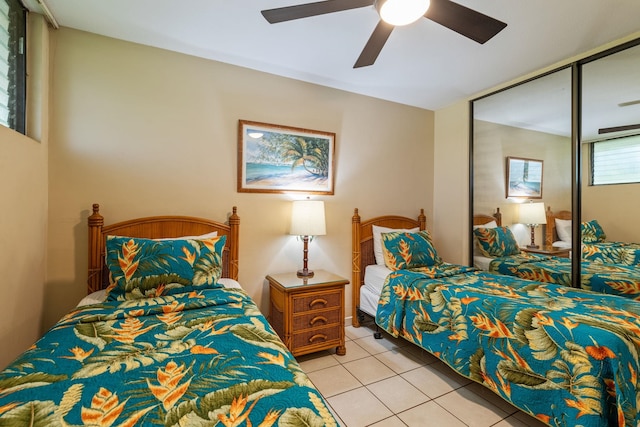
xmin=473 ymin=255 xmax=493 ymax=271
xmin=76 ymin=278 xmax=243 ymax=307
xmin=359 ymin=286 xmax=380 ymax=318
xmin=359 ymin=264 xmax=392 ymax=317
xmin=553 ymin=240 xmax=572 ymax=249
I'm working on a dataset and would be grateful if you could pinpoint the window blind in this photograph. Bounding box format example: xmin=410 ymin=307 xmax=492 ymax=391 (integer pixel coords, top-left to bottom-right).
xmin=592 ymin=135 xmax=640 ymax=185
xmin=0 ymin=0 xmax=26 ymax=134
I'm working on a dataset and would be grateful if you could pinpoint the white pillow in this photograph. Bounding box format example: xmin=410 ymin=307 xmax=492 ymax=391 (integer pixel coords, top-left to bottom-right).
xmin=372 ymin=225 xmax=419 ymax=265
xmin=555 ymin=218 xmax=572 ymax=243
xmin=473 ymin=220 xmax=497 ymax=230
xmin=472 ymin=220 xmax=498 ymax=256
xmin=155 ymin=231 xmax=218 ymax=241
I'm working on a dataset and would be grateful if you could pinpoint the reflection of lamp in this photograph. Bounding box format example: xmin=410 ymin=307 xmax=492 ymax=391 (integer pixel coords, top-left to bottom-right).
xmin=375 ymin=0 xmax=430 ymax=26
xmin=519 ymin=202 xmax=547 ymax=249
xmin=290 ymin=200 xmax=326 ymax=277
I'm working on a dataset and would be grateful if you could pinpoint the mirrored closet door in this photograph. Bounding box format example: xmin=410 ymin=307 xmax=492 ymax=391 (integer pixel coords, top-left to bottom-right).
xmin=471 ymin=37 xmax=640 ymax=288
xmin=471 ymin=68 xmax=572 ymax=276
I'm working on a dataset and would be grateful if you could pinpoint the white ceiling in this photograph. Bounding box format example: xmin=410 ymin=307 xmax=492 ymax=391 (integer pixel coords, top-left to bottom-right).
xmin=27 ymin=0 xmax=640 ymax=113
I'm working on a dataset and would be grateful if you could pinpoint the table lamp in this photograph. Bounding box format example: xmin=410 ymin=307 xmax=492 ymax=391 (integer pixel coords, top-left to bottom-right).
xmin=519 ymin=202 xmax=546 ymax=249
xmin=290 ymin=200 xmax=326 ymax=277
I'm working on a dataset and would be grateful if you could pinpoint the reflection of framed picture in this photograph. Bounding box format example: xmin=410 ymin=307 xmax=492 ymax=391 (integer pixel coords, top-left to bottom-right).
xmin=506 ymin=156 xmax=543 ymax=198
xmin=238 ymin=120 xmax=335 ymax=194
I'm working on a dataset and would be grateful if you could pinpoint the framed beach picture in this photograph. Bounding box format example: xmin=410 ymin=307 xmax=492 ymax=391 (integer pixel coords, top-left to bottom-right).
xmin=237 ymin=120 xmax=335 ymax=194
xmin=506 ymin=156 xmax=543 ymax=198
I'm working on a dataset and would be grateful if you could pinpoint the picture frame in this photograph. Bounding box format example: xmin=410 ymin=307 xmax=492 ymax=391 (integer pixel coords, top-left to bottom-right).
xmin=238 ymin=120 xmax=335 ymax=194
xmin=506 ymin=156 xmax=543 ymax=198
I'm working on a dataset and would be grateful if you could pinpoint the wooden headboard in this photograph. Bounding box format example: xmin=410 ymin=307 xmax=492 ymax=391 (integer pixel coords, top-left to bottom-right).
xmin=545 ymin=206 xmax=571 ymax=246
xmin=87 ymin=204 xmax=240 ymax=295
xmin=351 ymin=208 xmax=426 ymax=327
xmin=473 ymin=207 xmax=502 ymax=227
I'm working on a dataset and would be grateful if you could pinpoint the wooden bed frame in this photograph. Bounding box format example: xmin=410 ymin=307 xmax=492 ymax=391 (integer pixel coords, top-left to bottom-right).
xmin=545 ymin=206 xmax=571 ymax=247
xmin=351 ymin=208 xmax=426 ymax=327
xmin=473 ymin=207 xmax=502 ymax=227
xmin=87 ymin=204 xmax=240 ymax=295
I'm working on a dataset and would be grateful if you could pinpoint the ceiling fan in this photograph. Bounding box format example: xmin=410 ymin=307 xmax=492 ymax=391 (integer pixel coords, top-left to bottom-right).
xmin=261 ymin=0 xmax=507 ymax=68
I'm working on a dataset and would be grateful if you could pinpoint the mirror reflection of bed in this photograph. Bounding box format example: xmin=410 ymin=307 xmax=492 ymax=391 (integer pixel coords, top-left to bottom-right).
xmin=473 ymin=206 xmax=640 ymax=299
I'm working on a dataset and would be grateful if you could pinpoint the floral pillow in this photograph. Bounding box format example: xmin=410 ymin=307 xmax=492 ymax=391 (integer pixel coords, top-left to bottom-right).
xmin=473 ymin=226 xmax=521 ymax=257
xmin=581 ymin=219 xmax=606 ymax=243
xmin=105 ymin=235 xmax=226 ymax=301
xmin=381 ymin=230 xmax=441 ymax=271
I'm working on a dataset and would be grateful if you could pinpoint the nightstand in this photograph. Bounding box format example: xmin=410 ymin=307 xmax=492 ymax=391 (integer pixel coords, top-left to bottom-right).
xmin=266 ymin=270 xmax=348 ymax=357
xmin=521 ymin=245 xmax=571 ymax=258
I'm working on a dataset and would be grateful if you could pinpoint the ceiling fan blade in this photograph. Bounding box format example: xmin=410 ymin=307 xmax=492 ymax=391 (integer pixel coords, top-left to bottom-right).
xmin=354 ymin=20 xmax=394 ymax=68
xmin=619 ymin=99 xmax=640 ymax=107
xmin=598 ymin=124 xmax=640 ymax=134
xmin=425 ymin=0 xmax=507 ymax=44
xmin=262 ymin=0 xmax=374 ymax=24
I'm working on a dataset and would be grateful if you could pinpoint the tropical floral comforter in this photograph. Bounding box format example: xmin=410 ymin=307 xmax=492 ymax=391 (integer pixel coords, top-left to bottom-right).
xmin=489 ymin=253 xmax=640 ymax=300
xmin=582 ymin=241 xmax=640 ymax=266
xmin=0 ymin=287 xmax=336 ymax=426
xmin=376 ymin=266 xmax=640 ymax=427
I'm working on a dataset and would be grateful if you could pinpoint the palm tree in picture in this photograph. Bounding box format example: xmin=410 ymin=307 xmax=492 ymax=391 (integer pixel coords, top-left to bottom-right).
xmin=282 ymin=137 xmax=329 ymax=178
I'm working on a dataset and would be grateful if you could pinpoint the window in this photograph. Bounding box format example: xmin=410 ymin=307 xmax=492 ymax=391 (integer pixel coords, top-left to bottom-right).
xmin=0 ymin=0 xmax=26 ymax=134
xmin=591 ymin=134 xmax=640 ymax=185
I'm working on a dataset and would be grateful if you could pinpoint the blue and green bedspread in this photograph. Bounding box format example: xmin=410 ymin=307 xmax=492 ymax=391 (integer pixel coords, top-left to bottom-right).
xmin=583 ymin=241 xmax=640 ymax=266
xmin=0 ymin=287 xmax=337 ymax=426
xmin=376 ymin=264 xmax=640 ymax=426
xmin=489 ymin=253 xmax=640 ymax=300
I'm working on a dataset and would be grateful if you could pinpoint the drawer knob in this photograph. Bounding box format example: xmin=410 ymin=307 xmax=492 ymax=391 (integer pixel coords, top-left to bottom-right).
xmin=309 ymin=298 xmax=328 ymax=308
xmin=309 ymin=334 xmax=328 ymax=343
xmin=309 ymin=316 xmax=328 ymax=326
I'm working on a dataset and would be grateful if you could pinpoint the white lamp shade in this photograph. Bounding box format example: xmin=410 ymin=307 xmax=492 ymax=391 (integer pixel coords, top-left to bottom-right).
xmin=519 ymin=202 xmax=547 ymax=225
xmin=375 ymin=0 xmax=430 ymax=26
xmin=290 ymin=200 xmax=326 ymax=236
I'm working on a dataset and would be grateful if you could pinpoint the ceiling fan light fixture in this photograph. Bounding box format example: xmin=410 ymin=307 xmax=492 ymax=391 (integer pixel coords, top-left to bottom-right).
xmin=375 ymin=0 xmax=430 ymax=26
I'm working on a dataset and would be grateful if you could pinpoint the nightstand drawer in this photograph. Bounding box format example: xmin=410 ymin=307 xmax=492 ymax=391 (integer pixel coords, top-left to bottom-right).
xmin=293 ymin=290 xmax=341 ymax=313
xmin=293 ymin=308 xmax=341 ymax=330
xmin=292 ymin=324 xmax=341 ymax=350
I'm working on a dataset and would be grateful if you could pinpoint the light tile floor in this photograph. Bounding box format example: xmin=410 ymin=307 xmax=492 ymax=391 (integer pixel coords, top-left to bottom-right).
xmin=296 ymin=322 xmax=549 ymax=427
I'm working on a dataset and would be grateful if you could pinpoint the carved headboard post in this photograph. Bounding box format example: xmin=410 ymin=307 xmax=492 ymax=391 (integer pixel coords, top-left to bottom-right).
xmin=351 ymin=208 xmax=362 ymax=327
xmin=418 ymin=208 xmax=426 ymax=231
xmin=494 ymin=207 xmax=502 ymax=226
xmin=87 ymin=204 xmax=105 ymax=295
xmin=228 ymin=206 xmax=240 ymax=281
xmin=545 ymin=206 xmax=554 ymax=247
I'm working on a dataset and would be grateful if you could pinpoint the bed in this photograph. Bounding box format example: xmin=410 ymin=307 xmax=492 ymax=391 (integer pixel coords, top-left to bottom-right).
xmin=0 ymin=204 xmax=337 ymax=426
xmin=353 ymin=208 xmax=640 ymax=426
xmin=473 ymin=209 xmax=640 ymax=299
xmin=545 ymin=207 xmax=640 ymax=266
xmin=351 ymin=207 xmax=426 ymax=327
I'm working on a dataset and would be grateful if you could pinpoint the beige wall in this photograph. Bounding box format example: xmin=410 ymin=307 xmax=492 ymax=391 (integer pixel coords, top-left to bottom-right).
xmin=432 ymin=102 xmax=469 ymax=263
xmin=0 ymin=15 xmax=49 ymax=368
xmin=44 ymin=28 xmax=434 ymax=333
